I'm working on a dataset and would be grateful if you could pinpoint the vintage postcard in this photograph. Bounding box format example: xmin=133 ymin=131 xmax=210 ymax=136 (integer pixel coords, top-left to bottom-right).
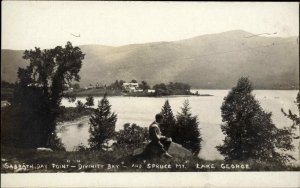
xmin=1 ymin=1 xmax=299 ymax=187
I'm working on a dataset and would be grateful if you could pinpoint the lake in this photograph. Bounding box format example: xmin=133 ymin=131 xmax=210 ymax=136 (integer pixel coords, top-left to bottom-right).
xmin=58 ymin=90 xmax=299 ymax=164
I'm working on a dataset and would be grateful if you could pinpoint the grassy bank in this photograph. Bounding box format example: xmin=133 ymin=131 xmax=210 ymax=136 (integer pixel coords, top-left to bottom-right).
xmin=67 ymin=88 xmax=122 ymax=97
xmin=1 ymin=88 xmax=14 ymax=101
xmin=57 ymin=107 xmax=95 ymax=122
xmin=1 ymin=146 xmax=299 ymax=173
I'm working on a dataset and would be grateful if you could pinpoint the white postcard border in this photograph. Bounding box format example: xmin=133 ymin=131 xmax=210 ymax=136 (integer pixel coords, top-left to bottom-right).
xmin=2 ymin=172 xmax=300 ymax=188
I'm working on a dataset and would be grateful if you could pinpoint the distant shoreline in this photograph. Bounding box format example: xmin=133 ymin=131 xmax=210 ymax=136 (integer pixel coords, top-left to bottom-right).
xmin=65 ymin=88 xmax=298 ymax=98
xmin=66 ymin=90 xmax=214 ymax=98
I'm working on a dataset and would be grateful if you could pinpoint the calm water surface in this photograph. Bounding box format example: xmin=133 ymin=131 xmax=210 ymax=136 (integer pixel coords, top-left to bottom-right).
xmin=57 ymin=90 xmax=299 ymax=164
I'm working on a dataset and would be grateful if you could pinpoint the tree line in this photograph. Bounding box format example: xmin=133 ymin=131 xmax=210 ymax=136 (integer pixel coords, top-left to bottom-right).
xmin=78 ymin=79 xmax=191 ymax=95
xmin=153 ymin=82 xmax=191 ymax=96
xmin=2 ymin=42 xmax=299 ymax=166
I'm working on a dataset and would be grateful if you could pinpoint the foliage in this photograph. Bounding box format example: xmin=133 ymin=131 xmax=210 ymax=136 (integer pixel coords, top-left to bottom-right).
xmin=172 ymin=100 xmax=202 ymax=155
xmin=1 ymin=80 xmax=16 ymax=88
xmin=89 ymin=94 xmax=117 ymax=150
xmin=69 ymin=88 xmax=123 ymax=97
xmin=57 ymin=106 xmax=95 ymax=122
xmin=281 ymin=91 xmax=300 ymax=130
xmin=153 ymin=82 xmax=191 ymax=96
xmin=72 ymin=83 xmax=81 ymax=90
xmin=281 ymin=91 xmax=300 ymax=152
xmin=160 ymin=100 xmax=176 ymax=137
xmin=73 ymin=143 xmax=89 ymax=151
xmin=65 ymin=92 xmax=76 ymax=103
xmin=85 ymin=95 xmax=94 ymax=107
xmin=115 ymin=123 xmax=149 ymax=150
xmin=13 ymin=42 xmax=84 ymax=148
xmin=217 ymin=77 xmax=295 ymax=164
xmin=46 ymin=133 xmax=66 ymax=151
xmin=1 ymin=106 xmax=23 ymax=147
xmin=108 ymin=80 xmax=125 ymax=90
xmin=76 ymin=100 xmax=86 ymax=112
xmin=153 ymin=83 xmax=168 ymax=95
xmin=1 ymin=88 xmax=15 ymax=102
xmin=140 ymin=80 xmax=150 ymax=91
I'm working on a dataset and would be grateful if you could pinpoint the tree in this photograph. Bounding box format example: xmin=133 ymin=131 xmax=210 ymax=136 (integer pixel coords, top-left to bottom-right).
xmin=89 ymin=93 xmax=117 ymax=150
xmin=14 ymin=41 xmax=84 ymax=148
xmin=131 ymin=79 xmax=138 ymax=83
xmin=217 ymin=77 xmax=294 ymax=164
xmin=173 ymin=99 xmax=202 ymax=155
xmin=153 ymin=82 xmax=192 ymax=96
xmin=160 ymin=100 xmax=176 ymax=137
xmin=85 ymin=95 xmax=94 ymax=107
xmin=72 ymin=83 xmax=80 ymax=90
xmin=281 ymin=91 xmax=300 ymax=149
xmin=282 ymin=91 xmax=300 ymax=129
xmin=119 ymin=80 xmax=126 ymax=88
xmin=76 ymin=100 xmax=85 ymax=112
xmin=153 ymin=83 xmax=169 ymax=96
xmin=108 ymin=80 xmax=126 ymax=90
xmin=113 ymin=80 xmax=120 ymax=89
xmin=1 ymin=80 xmax=16 ymax=88
xmin=140 ymin=80 xmax=150 ymax=91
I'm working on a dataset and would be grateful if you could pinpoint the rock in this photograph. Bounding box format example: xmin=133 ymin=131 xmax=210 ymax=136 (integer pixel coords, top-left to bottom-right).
xmin=132 ymin=148 xmax=144 ymax=156
xmin=168 ymin=142 xmax=192 ymax=158
xmin=132 ymin=142 xmax=192 ymax=158
xmin=36 ymin=147 xmax=53 ymax=152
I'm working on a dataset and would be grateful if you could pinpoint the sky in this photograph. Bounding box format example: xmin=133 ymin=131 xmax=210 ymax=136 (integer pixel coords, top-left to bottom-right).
xmin=2 ymin=1 xmax=299 ymax=50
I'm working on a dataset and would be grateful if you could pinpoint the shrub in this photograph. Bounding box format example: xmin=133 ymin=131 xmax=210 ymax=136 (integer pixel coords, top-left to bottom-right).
xmin=115 ymin=123 xmax=149 ymax=150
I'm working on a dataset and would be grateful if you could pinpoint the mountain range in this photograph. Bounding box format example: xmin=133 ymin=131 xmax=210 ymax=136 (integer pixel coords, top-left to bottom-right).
xmin=1 ymin=30 xmax=299 ymax=89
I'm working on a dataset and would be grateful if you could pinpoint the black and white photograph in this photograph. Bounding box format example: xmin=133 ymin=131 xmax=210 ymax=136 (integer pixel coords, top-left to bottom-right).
xmin=1 ymin=1 xmax=299 ymax=187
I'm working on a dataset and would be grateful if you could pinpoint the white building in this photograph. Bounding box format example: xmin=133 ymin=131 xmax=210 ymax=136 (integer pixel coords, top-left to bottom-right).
xmin=147 ymin=89 xmax=155 ymax=93
xmin=122 ymin=82 xmax=140 ymax=93
xmin=85 ymin=84 xmax=96 ymax=90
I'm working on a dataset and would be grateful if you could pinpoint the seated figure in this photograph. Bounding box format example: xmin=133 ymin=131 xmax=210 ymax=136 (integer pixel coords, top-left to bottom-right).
xmin=144 ymin=113 xmax=173 ymax=158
